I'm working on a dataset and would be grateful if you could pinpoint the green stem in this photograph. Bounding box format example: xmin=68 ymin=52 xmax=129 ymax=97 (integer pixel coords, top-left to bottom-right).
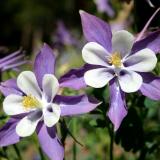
xmin=72 ymin=119 xmax=77 ymax=160
xmin=13 ymin=144 xmax=22 ymax=160
xmin=2 ymin=147 xmax=9 ymax=160
xmin=38 ymin=146 xmax=46 ymax=160
xmin=109 ymin=124 xmax=114 ymax=160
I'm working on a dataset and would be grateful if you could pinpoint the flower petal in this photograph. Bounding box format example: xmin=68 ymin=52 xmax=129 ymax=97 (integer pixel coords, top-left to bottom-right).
xmin=17 ymin=71 xmax=41 ymax=98
xmin=84 ymin=68 xmax=114 ymax=88
xmin=16 ymin=112 xmax=42 ymax=137
xmin=140 ymin=73 xmax=160 ymax=100
xmin=36 ymin=123 xmax=64 ymax=160
xmin=80 ymin=10 xmax=112 ymax=52
xmin=34 ymin=43 xmax=56 ymax=88
xmin=54 ymin=95 xmax=100 ymax=116
xmin=43 ymin=104 xmax=61 ymax=127
xmin=0 ymin=79 xmax=22 ymax=96
xmin=125 ymin=48 xmax=157 ymax=72
xmin=3 ymin=94 xmax=27 ymax=115
xmin=118 ymin=70 xmax=143 ymax=93
xmin=59 ymin=64 xmax=98 ymax=90
xmin=0 ymin=118 xmax=21 ymax=147
xmin=108 ymin=80 xmax=127 ymax=131
xmin=132 ymin=30 xmax=160 ymax=54
xmin=112 ymin=30 xmax=134 ymax=57
xmin=82 ymin=42 xmax=110 ymax=66
xmin=42 ymin=74 xmax=59 ymax=102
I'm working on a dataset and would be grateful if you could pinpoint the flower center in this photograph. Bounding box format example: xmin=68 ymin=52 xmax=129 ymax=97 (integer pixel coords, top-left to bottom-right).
xmin=22 ymin=95 xmax=41 ymax=109
xmin=109 ymin=52 xmax=122 ymax=67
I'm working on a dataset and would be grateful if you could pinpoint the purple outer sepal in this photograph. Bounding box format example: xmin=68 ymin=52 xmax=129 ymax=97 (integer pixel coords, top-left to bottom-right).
xmin=36 ymin=123 xmax=64 ymax=160
xmin=0 ymin=118 xmax=21 ymax=147
xmin=107 ymin=79 xmax=127 ymax=131
xmin=80 ymin=10 xmax=112 ymax=52
xmin=140 ymin=73 xmax=160 ymax=100
xmin=54 ymin=94 xmax=100 ymax=116
xmin=34 ymin=43 xmax=56 ymax=89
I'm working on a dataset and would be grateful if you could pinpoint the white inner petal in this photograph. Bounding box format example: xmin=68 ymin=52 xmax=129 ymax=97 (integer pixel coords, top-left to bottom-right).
xmin=82 ymin=42 xmax=110 ymax=67
xmin=3 ymin=94 xmax=27 ymax=115
xmin=118 ymin=70 xmax=143 ymax=93
xmin=112 ymin=30 xmax=134 ymax=58
xmin=16 ymin=115 xmax=41 ymax=137
xmin=124 ymin=48 xmax=157 ymax=72
xmin=84 ymin=68 xmax=114 ymax=88
xmin=42 ymin=74 xmax=59 ymax=103
xmin=43 ymin=104 xmax=61 ymax=127
xmin=17 ymin=71 xmax=41 ymax=98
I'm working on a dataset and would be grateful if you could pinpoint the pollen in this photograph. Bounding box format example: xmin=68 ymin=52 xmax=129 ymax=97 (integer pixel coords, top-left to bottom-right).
xmin=108 ymin=52 xmax=122 ymax=67
xmin=22 ymin=95 xmax=41 ymax=109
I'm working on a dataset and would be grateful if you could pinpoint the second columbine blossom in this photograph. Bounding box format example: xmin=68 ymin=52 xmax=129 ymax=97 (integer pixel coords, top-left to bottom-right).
xmin=59 ymin=11 xmax=160 ymax=131
xmin=82 ymin=30 xmax=157 ymax=93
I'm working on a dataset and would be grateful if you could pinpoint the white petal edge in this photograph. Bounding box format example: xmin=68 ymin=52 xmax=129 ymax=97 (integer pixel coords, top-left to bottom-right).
xmin=43 ymin=104 xmax=61 ymax=127
xmin=82 ymin=42 xmax=110 ymax=67
xmin=84 ymin=68 xmax=114 ymax=88
xmin=124 ymin=48 xmax=157 ymax=72
xmin=17 ymin=71 xmax=41 ymax=98
xmin=3 ymin=94 xmax=27 ymax=115
xmin=42 ymin=74 xmax=59 ymax=102
xmin=112 ymin=30 xmax=134 ymax=58
xmin=118 ymin=70 xmax=143 ymax=93
xmin=16 ymin=115 xmax=41 ymax=137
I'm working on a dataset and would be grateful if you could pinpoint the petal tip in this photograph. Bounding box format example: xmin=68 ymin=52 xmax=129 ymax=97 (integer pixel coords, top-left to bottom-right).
xmin=79 ymin=10 xmax=85 ymax=14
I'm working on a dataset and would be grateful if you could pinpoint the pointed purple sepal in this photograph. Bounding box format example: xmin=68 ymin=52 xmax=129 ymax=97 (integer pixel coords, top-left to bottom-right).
xmin=79 ymin=10 xmax=112 ymax=52
xmin=140 ymin=73 xmax=160 ymax=100
xmin=59 ymin=64 xmax=100 ymax=90
xmin=0 ymin=79 xmax=22 ymax=96
xmin=107 ymin=80 xmax=127 ymax=131
xmin=132 ymin=30 xmax=160 ymax=54
xmin=36 ymin=123 xmax=64 ymax=160
xmin=54 ymin=95 xmax=100 ymax=116
xmin=0 ymin=118 xmax=21 ymax=147
xmin=34 ymin=43 xmax=56 ymax=89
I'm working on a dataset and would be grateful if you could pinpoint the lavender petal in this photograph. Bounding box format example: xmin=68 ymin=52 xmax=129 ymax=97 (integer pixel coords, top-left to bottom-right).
xmin=59 ymin=64 xmax=99 ymax=90
xmin=132 ymin=30 xmax=160 ymax=54
xmin=0 ymin=79 xmax=22 ymax=96
xmin=107 ymin=79 xmax=127 ymax=131
xmin=54 ymin=95 xmax=100 ymax=116
xmin=140 ymin=73 xmax=160 ymax=100
xmin=80 ymin=10 xmax=112 ymax=52
xmin=36 ymin=123 xmax=64 ymax=160
xmin=34 ymin=43 xmax=56 ymax=89
xmin=0 ymin=118 xmax=21 ymax=147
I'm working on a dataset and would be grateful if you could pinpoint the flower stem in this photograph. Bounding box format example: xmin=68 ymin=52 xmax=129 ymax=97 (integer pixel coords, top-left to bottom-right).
xmin=108 ymin=124 xmax=114 ymax=160
xmin=72 ymin=119 xmax=77 ymax=160
xmin=13 ymin=144 xmax=22 ymax=160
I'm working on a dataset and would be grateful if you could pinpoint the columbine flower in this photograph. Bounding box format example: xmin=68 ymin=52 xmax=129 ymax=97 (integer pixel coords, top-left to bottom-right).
xmin=0 ymin=44 xmax=99 ymax=160
xmin=82 ymin=30 xmax=157 ymax=93
xmin=3 ymin=71 xmax=61 ymax=137
xmin=59 ymin=11 xmax=160 ymax=131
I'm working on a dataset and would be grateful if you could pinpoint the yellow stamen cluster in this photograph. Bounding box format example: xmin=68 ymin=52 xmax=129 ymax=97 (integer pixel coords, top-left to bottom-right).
xmin=22 ymin=95 xmax=41 ymax=109
xmin=109 ymin=52 xmax=122 ymax=67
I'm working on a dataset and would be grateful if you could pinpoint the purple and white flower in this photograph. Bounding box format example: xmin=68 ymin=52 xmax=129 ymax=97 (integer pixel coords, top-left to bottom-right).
xmin=60 ymin=11 xmax=160 ymax=131
xmin=0 ymin=43 xmax=99 ymax=160
xmin=3 ymin=71 xmax=61 ymax=137
xmin=82 ymin=30 xmax=157 ymax=93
